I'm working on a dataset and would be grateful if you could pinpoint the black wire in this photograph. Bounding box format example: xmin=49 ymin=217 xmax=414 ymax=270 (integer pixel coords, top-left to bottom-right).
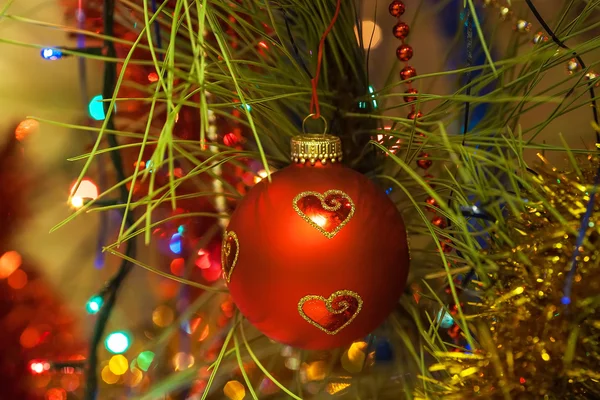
xmin=84 ymin=0 xmax=136 ymax=398
xmin=524 ymin=0 xmax=600 ymax=144
xmin=279 ymin=4 xmax=313 ymax=79
xmin=462 ymin=10 xmax=473 ymax=140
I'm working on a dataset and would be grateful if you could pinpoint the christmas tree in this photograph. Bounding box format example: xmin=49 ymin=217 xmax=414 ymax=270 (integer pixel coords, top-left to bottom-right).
xmin=4 ymin=0 xmax=600 ymax=398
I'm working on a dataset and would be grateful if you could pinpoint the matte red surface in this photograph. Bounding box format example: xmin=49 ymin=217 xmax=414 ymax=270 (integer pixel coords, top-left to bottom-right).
xmin=226 ymin=162 xmax=410 ymax=350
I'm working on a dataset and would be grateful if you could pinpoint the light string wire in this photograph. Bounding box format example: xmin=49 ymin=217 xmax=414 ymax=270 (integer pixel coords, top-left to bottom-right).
xmin=83 ymin=0 xmax=137 ymax=398
xmin=524 ymin=0 xmax=599 ymax=143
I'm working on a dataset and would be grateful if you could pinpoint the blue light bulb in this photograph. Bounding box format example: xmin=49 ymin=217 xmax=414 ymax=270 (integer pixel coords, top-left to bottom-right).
xmin=41 ymin=47 xmax=62 ymax=60
xmin=169 ymin=233 xmax=182 ymax=254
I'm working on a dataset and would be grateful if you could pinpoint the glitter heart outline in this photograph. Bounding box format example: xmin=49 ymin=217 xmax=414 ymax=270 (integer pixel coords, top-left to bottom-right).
xmin=221 ymin=230 xmax=239 ymax=283
xmin=297 ymin=290 xmax=363 ymax=335
xmin=292 ymin=189 xmax=355 ymax=239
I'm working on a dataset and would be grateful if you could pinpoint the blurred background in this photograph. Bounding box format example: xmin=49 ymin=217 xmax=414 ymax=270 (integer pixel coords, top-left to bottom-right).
xmin=0 ymin=0 xmax=597 ymax=398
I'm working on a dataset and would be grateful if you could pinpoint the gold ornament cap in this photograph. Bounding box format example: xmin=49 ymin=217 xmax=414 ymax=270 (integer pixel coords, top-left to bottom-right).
xmin=290 ymin=134 xmax=343 ymax=165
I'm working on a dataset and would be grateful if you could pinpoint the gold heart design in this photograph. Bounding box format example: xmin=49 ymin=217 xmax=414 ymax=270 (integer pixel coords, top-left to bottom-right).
xmin=293 ymin=190 xmax=355 ymax=239
xmin=221 ymin=231 xmax=239 ymax=283
xmin=297 ymin=290 xmax=363 ymax=335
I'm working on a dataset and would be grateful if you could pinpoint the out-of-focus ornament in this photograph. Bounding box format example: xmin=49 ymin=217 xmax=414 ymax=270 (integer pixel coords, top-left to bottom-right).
xmin=224 ymin=135 xmax=410 ymax=350
xmin=15 ymin=119 xmax=39 ymax=141
xmin=532 ymin=31 xmax=549 ymax=44
xmin=515 ymin=19 xmax=532 ymax=33
xmin=566 ymin=58 xmax=582 ymax=75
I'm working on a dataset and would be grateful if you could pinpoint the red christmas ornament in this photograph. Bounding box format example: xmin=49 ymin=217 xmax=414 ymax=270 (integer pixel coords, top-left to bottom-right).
xmin=223 ymin=135 xmax=410 ymax=350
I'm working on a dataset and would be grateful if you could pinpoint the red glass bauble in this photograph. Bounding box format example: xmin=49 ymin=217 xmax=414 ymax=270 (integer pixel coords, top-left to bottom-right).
xmin=223 ymin=135 xmax=410 ymax=350
xmin=388 ymin=0 xmax=405 ymax=17
xmin=392 ymin=22 xmax=410 ymax=39
xmin=396 ymin=44 xmax=413 ymax=61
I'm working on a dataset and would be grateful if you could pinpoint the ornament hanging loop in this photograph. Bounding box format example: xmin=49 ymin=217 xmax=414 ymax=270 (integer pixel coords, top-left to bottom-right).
xmin=302 ymin=113 xmax=328 ymax=135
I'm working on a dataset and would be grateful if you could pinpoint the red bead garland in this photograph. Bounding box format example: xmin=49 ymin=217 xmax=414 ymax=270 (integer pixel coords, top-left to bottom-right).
xmin=389 ymin=1 xmax=420 ymax=121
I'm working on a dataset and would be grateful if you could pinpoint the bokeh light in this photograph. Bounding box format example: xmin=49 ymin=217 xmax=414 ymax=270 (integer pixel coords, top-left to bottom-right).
xmin=109 ymin=355 xmax=129 ymax=375
xmin=183 ymin=317 xmax=202 ymax=334
xmin=15 ymin=118 xmax=39 ymax=141
xmin=170 ymin=258 xmax=185 ymax=276
xmin=45 ymin=387 xmax=67 ymax=400
xmin=195 ymin=249 xmax=210 ymax=269
xmin=254 ymin=169 xmax=269 ymax=184
xmin=88 ymin=95 xmax=116 ymax=120
xmin=128 ymin=367 xmax=143 ymax=387
xmin=169 ymin=233 xmax=182 ymax=254
xmin=105 ymin=331 xmax=131 ymax=354
xmin=354 ymin=20 xmax=382 ymax=48
xmin=304 ymin=361 xmax=327 ymax=381
xmin=29 ymin=360 xmax=50 ymax=374
xmin=0 ymin=250 xmax=22 ymax=279
xmin=21 ymin=327 xmax=41 ymax=348
xmin=437 ymin=308 xmax=455 ymax=328
xmin=147 ymin=72 xmax=159 ymax=82
xmin=172 ymin=352 xmax=195 ymax=371
xmin=341 ymin=341 xmax=367 ymax=373
xmin=60 ymin=374 xmax=80 ymax=392
xmin=86 ymin=295 xmax=104 ymax=314
xmin=101 ymin=365 xmax=119 ymax=384
xmin=136 ymin=351 xmax=155 ymax=372
xmin=152 ymin=305 xmax=174 ymax=327
xmin=69 ymin=179 xmax=99 ymax=209
xmin=198 ymin=325 xmax=210 ymax=342
xmin=7 ymin=269 xmax=27 ymax=289
xmin=223 ymin=380 xmax=245 ymax=400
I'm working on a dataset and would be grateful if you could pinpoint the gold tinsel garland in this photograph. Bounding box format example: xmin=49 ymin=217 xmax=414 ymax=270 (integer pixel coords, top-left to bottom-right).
xmin=420 ymin=158 xmax=600 ymax=399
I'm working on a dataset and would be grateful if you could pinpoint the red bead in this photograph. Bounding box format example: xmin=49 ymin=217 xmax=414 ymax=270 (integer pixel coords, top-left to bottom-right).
xmin=424 ymin=173 xmax=436 ymax=188
xmin=425 ymin=196 xmax=438 ymax=210
xmin=396 ymin=44 xmax=413 ymax=61
xmin=441 ymin=240 xmax=453 ymax=253
xmin=417 ymin=153 xmax=432 ymax=169
xmin=400 ymin=66 xmax=417 ymax=82
xmin=404 ymin=88 xmax=418 ymax=103
xmin=392 ymin=22 xmax=410 ymax=39
xmin=432 ymin=216 xmax=446 ymax=228
xmin=407 ymin=110 xmax=423 ymax=120
xmin=388 ymin=0 xmax=405 ymax=17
